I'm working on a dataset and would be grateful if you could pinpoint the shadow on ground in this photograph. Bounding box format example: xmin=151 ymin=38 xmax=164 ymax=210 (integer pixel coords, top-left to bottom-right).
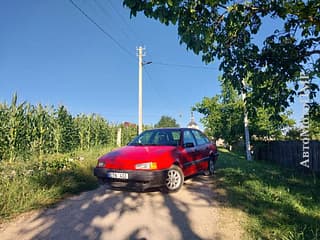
xmin=10 ymin=174 xmax=233 ymax=240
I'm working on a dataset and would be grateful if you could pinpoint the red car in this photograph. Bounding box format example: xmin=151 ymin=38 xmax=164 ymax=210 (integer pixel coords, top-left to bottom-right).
xmin=94 ymin=128 xmax=218 ymax=192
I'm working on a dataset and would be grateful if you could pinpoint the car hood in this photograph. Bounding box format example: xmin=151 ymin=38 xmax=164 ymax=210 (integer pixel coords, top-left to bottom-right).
xmin=98 ymin=145 xmax=177 ymax=170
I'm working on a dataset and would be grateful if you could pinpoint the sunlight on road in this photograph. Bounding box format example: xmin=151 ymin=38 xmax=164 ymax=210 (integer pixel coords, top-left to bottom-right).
xmin=0 ymin=176 xmax=245 ymax=240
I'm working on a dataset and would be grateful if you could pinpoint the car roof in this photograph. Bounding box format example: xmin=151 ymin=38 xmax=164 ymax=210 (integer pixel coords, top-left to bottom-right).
xmin=149 ymin=127 xmax=201 ymax=131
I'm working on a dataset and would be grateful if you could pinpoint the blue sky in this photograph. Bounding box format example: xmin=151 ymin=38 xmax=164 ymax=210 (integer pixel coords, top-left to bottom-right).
xmin=1 ymin=0 xmax=222 ymax=128
xmin=0 ymin=0 xmax=317 ymax=129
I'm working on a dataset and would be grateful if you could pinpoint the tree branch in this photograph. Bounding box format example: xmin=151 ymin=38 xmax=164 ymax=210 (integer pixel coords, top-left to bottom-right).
xmin=306 ymin=50 xmax=320 ymax=56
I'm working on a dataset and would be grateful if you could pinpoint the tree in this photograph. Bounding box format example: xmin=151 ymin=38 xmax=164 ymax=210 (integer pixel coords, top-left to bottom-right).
xmin=249 ymin=108 xmax=295 ymax=140
xmin=154 ymin=116 xmax=180 ymax=128
xmin=309 ymin=104 xmax=320 ymax=140
xmin=286 ymin=127 xmax=301 ymax=140
xmin=123 ymin=0 xmax=319 ymax=117
xmin=194 ymin=80 xmax=295 ymax=148
xmin=194 ymin=81 xmax=244 ymax=149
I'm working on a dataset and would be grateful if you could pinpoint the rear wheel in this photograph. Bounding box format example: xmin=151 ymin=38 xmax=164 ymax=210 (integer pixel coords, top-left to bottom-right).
xmin=208 ymin=158 xmax=215 ymax=175
xmin=164 ymin=165 xmax=184 ymax=193
xmin=204 ymin=157 xmax=215 ymax=176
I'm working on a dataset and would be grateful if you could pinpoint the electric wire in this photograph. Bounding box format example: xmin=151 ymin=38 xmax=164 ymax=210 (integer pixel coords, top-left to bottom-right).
xmin=69 ymin=1 xmax=216 ymax=71
xmin=68 ymin=0 xmax=136 ymax=60
xmin=92 ymin=0 xmax=135 ymax=43
xmin=107 ymin=0 xmax=141 ymax=43
xmin=152 ymin=61 xmax=218 ymax=70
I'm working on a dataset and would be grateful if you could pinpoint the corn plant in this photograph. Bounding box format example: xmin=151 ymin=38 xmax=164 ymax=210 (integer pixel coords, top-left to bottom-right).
xmin=0 ymin=103 xmax=9 ymax=161
xmin=56 ymin=105 xmax=79 ymax=153
xmin=121 ymin=124 xmax=138 ymax=145
xmin=91 ymin=114 xmax=110 ymax=146
xmin=0 ymin=93 xmax=144 ymax=162
xmin=6 ymin=94 xmax=26 ymax=162
xmin=52 ymin=116 xmax=62 ymax=153
xmin=33 ymin=104 xmax=56 ymax=157
xmin=74 ymin=114 xmax=90 ymax=150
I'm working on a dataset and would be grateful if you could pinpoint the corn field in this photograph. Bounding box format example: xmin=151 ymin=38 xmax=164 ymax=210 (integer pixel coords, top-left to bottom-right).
xmin=0 ymin=94 xmax=138 ymax=162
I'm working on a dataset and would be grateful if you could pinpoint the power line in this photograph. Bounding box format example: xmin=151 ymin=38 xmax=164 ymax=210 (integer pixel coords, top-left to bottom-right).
xmin=68 ymin=0 xmax=136 ymax=60
xmin=107 ymin=0 xmax=141 ymax=42
xmin=152 ymin=61 xmax=219 ymax=70
xmin=92 ymin=0 xmax=135 ymax=43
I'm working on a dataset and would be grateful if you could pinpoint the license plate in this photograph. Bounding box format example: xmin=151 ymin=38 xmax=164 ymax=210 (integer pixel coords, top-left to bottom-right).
xmin=107 ymin=172 xmax=129 ymax=179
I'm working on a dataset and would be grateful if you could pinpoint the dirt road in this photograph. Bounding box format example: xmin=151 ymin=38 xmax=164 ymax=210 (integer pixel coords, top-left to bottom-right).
xmin=0 ymin=175 xmax=246 ymax=240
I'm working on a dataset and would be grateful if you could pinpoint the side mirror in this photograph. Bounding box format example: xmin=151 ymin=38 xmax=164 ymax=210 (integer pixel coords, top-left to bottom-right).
xmin=184 ymin=142 xmax=195 ymax=148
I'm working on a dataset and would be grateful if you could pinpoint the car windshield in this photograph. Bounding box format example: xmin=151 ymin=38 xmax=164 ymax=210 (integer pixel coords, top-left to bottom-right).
xmin=129 ymin=129 xmax=181 ymax=146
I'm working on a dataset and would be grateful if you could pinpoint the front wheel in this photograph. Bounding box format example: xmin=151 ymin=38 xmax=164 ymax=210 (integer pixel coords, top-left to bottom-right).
xmin=97 ymin=177 xmax=107 ymax=185
xmin=164 ymin=165 xmax=184 ymax=193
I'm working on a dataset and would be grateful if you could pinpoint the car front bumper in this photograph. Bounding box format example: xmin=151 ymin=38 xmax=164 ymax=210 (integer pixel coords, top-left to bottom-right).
xmin=93 ymin=167 xmax=169 ymax=191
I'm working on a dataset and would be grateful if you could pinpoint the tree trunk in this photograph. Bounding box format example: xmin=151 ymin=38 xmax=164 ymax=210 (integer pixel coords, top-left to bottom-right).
xmin=241 ymin=79 xmax=252 ymax=161
xmin=243 ymin=108 xmax=252 ymax=161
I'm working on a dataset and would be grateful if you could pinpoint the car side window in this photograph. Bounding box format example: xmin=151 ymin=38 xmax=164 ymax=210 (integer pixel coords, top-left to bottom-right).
xmin=183 ymin=130 xmax=196 ymax=147
xmin=192 ymin=130 xmax=209 ymax=145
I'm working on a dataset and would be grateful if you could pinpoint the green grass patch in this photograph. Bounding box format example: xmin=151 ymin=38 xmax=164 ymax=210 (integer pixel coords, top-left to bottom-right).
xmin=0 ymin=146 xmax=113 ymax=221
xmin=215 ymin=148 xmax=320 ymax=240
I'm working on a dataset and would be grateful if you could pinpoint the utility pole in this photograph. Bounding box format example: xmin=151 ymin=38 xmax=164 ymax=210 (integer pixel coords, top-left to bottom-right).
xmin=137 ymin=46 xmax=145 ymax=135
xmin=137 ymin=46 xmax=152 ymax=134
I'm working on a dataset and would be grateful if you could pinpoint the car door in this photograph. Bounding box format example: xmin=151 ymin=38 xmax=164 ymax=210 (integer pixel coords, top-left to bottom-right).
xmin=191 ymin=129 xmax=211 ymax=172
xmin=179 ymin=129 xmax=199 ymax=176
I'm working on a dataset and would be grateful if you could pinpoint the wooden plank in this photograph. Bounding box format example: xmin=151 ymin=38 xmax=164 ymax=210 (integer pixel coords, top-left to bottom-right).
xmin=253 ymin=140 xmax=320 ymax=172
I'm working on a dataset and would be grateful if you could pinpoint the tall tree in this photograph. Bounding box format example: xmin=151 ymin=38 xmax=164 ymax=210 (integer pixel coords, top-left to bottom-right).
xmin=194 ymin=81 xmax=244 ymax=149
xmin=309 ymin=104 xmax=320 ymax=139
xmin=123 ymin=0 xmax=319 ymax=116
xmin=250 ymin=108 xmax=295 ymax=140
xmin=194 ymin=81 xmax=295 ymax=149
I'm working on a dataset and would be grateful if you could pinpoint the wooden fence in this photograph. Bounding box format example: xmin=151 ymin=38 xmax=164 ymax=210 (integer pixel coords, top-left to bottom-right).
xmin=253 ymin=141 xmax=320 ymax=173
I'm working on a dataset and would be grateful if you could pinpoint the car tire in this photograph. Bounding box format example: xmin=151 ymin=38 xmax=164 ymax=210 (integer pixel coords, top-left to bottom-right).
xmin=164 ymin=165 xmax=184 ymax=193
xmin=204 ymin=157 xmax=215 ymax=176
xmin=97 ymin=178 xmax=107 ymax=185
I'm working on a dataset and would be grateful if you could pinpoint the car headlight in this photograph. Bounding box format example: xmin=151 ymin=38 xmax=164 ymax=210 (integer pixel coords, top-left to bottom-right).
xmin=135 ymin=162 xmax=158 ymax=170
xmin=97 ymin=161 xmax=105 ymax=167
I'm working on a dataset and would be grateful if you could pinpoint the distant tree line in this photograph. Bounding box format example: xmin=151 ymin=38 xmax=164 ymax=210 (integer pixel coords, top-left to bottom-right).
xmin=154 ymin=116 xmax=180 ymax=128
xmin=0 ymin=94 xmax=138 ymax=162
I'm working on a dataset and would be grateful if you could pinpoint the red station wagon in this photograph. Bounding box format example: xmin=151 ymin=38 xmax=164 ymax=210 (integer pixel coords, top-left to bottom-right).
xmin=94 ymin=128 xmax=218 ymax=192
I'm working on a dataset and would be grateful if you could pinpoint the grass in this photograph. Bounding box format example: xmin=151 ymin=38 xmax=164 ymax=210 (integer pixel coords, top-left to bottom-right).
xmin=215 ymin=148 xmax=320 ymax=240
xmin=1 ymin=145 xmax=319 ymax=240
xmin=0 ymin=146 xmax=114 ymax=221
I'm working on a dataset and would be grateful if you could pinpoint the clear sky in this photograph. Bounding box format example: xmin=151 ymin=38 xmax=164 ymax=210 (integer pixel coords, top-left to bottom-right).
xmin=0 ymin=0 xmax=222 ymax=129
xmin=0 ymin=0 xmax=317 ymax=129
